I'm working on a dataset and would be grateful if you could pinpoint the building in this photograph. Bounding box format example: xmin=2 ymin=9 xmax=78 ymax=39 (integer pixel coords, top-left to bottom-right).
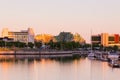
xmin=92 ymin=33 xmax=120 ymax=47
xmin=2 ymin=28 xmax=35 ymax=43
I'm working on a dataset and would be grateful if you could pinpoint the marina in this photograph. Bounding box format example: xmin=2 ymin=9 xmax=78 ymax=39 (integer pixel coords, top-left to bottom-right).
xmin=0 ymin=0 xmax=120 ymax=80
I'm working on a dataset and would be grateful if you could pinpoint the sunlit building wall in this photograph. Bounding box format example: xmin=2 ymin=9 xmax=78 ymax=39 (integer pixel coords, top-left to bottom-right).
xmin=2 ymin=28 xmax=9 ymax=37
xmin=101 ymin=33 xmax=109 ymax=46
xmin=2 ymin=28 xmax=35 ymax=43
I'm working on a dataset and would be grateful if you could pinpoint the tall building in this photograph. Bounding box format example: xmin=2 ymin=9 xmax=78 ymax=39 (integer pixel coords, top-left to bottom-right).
xmin=2 ymin=28 xmax=35 ymax=43
xmin=92 ymin=33 xmax=120 ymax=47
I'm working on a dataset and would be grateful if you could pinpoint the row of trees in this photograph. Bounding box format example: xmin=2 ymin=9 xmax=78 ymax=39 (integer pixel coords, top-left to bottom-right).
xmin=47 ymin=40 xmax=81 ymax=50
xmin=46 ymin=32 xmax=85 ymax=50
xmin=0 ymin=40 xmax=84 ymax=50
xmin=0 ymin=40 xmax=119 ymax=51
xmin=35 ymin=32 xmax=85 ymax=44
xmin=0 ymin=41 xmax=42 ymax=49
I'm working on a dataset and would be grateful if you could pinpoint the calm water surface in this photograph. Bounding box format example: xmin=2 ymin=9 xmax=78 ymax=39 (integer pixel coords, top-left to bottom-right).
xmin=0 ymin=58 xmax=120 ymax=80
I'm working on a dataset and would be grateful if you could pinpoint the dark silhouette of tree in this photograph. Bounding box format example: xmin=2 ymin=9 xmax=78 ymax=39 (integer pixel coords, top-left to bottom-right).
xmin=56 ymin=32 xmax=73 ymax=42
xmin=34 ymin=41 xmax=42 ymax=48
xmin=28 ymin=42 xmax=34 ymax=48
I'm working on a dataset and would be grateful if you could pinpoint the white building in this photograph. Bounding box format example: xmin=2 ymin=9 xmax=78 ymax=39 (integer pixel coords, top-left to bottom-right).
xmin=2 ymin=28 xmax=35 ymax=43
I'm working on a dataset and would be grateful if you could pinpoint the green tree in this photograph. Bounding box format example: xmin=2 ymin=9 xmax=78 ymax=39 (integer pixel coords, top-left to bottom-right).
xmin=28 ymin=42 xmax=34 ymax=48
xmin=113 ymin=45 xmax=118 ymax=52
xmin=14 ymin=42 xmax=26 ymax=48
xmin=56 ymin=32 xmax=73 ymax=42
xmin=48 ymin=40 xmax=54 ymax=49
xmin=0 ymin=41 xmax=4 ymax=47
xmin=35 ymin=41 xmax=42 ymax=48
xmin=6 ymin=42 xmax=13 ymax=47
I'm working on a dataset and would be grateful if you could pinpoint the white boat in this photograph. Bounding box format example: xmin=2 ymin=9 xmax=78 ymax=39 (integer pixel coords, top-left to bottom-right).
xmin=87 ymin=30 xmax=95 ymax=60
xmin=100 ymin=52 xmax=108 ymax=61
xmin=108 ymin=60 xmax=120 ymax=68
xmin=100 ymin=57 xmax=108 ymax=61
xmin=88 ymin=52 xmax=95 ymax=60
xmin=108 ymin=52 xmax=119 ymax=60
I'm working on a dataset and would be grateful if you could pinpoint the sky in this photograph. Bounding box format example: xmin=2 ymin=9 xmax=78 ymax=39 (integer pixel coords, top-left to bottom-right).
xmin=0 ymin=0 xmax=120 ymax=43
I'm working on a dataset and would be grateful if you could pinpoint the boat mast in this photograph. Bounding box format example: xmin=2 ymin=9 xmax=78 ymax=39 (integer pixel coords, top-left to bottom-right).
xmin=91 ymin=29 xmax=92 ymax=53
xmin=90 ymin=29 xmax=93 ymax=80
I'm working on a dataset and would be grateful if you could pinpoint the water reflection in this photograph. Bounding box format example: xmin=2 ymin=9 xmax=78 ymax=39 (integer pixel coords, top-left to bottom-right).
xmin=0 ymin=58 xmax=120 ymax=80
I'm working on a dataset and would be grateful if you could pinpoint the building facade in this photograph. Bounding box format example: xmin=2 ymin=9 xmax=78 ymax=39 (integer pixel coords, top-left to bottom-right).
xmin=2 ymin=28 xmax=35 ymax=43
xmin=92 ymin=33 xmax=120 ymax=47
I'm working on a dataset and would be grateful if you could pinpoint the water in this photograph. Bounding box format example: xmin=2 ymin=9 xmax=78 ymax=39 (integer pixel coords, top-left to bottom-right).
xmin=0 ymin=58 xmax=120 ymax=80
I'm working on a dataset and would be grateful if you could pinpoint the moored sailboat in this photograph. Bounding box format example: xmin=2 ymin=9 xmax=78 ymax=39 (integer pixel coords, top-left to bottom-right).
xmin=87 ymin=30 xmax=96 ymax=60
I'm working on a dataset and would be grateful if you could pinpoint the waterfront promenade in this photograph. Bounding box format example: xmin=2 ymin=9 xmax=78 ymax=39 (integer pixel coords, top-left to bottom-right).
xmin=0 ymin=50 xmax=87 ymax=59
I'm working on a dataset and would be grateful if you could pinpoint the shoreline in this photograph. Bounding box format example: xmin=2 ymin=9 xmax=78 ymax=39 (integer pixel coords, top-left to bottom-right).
xmin=0 ymin=50 xmax=85 ymax=60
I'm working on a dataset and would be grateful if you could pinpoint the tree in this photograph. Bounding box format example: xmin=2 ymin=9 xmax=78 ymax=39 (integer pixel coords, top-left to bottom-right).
xmin=113 ymin=45 xmax=118 ymax=52
xmin=6 ymin=42 xmax=13 ymax=47
xmin=13 ymin=42 xmax=26 ymax=48
xmin=28 ymin=42 xmax=34 ymax=48
xmin=35 ymin=41 xmax=42 ymax=48
xmin=56 ymin=32 xmax=73 ymax=42
xmin=0 ymin=41 xmax=4 ymax=47
xmin=73 ymin=33 xmax=85 ymax=43
xmin=48 ymin=40 xmax=54 ymax=49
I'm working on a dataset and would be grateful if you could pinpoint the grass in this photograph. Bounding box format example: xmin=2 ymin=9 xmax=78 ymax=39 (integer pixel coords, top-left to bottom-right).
xmin=0 ymin=48 xmax=12 ymax=51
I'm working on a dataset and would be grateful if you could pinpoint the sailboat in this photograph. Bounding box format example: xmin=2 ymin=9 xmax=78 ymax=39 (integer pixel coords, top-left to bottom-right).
xmin=87 ymin=30 xmax=96 ymax=60
xmin=88 ymin=48 xmax=96 ymax=59
xmin=108 ymin=59 xmax=120 ymax=68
